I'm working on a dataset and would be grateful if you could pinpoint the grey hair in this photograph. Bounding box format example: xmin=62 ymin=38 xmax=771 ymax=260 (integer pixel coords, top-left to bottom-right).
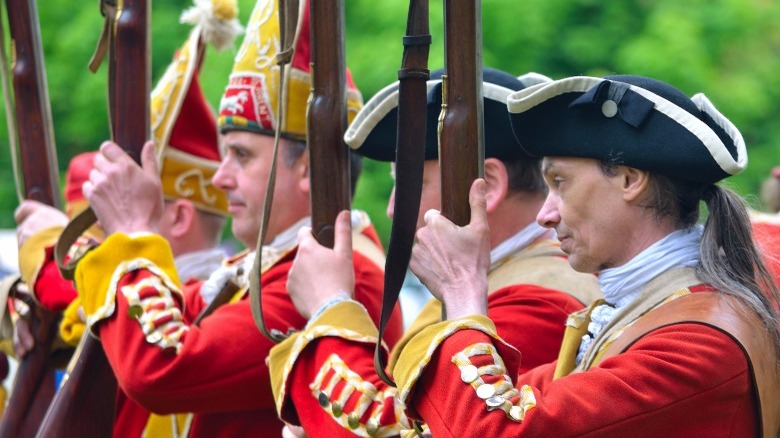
xmin=697 ymin=186 xmax=780 ymax=354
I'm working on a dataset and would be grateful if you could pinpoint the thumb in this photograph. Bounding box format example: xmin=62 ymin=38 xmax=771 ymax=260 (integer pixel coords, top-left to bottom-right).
xmin=332 ymin=210 xmax=353 ymax=258
xmin=469 ymin=178 xmax=488 ymax=229
xmin=14 ymin=200 xmax=35 ymax=224
xmin=297 ymin=225 xmax=315 ymax=248
xmin=141 ymin=141 xmax=160 ymax=177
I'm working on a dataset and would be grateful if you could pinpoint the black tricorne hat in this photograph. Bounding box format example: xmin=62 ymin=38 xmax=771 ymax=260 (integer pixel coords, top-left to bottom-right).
xmin=506 ymin=75 xmax=747 ymax=185
xmin=345 ymin=67 xmax=551 ymax=162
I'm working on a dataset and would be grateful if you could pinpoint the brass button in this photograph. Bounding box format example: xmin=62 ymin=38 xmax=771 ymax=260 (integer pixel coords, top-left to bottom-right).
xmin=460 ymin=365 xmax=478 ymax=383
xmin=127 ymin=304 xmax=144 ymax=319
xmin=318 ymin=391 xmax=330 ymax=408
xmin=331 ymin=401 xmax=343 ymax=417
xmin=366 ymin=417 xmax=379 ymax=436
xmin=476 ymin=383 xmax=495 ymax=399
xmin=347 ymin=412 xmax=360 ymax=429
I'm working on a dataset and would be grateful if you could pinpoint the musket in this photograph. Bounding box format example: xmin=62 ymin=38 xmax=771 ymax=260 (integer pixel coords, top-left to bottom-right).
xmin=38 ymin=0 xmax=150 ymax=436
xmin=307 ymin=0 xmax=350 ymax=248
xmin=439 ymin=0 xmax=484 ymax=226
xmin=0 ymin=0 xmax=61 ymax=435
xmin=250 ymin=0 xmax=355 ymax=342
xmin=373 ymin=0 xmax=430 ymax=386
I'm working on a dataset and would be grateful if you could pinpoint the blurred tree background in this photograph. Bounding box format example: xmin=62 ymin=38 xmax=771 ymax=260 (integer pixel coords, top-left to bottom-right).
xmin=1 ymin=0 xmax=779 ymax=249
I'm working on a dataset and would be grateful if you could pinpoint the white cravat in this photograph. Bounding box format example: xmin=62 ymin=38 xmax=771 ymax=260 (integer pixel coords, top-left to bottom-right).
xmin=576 ymin=225 xmax=703 ymax=365
xmin=175 ymin=247 xmax=226 ymax=282
xmin=200 ymin=217 xmax=311 ymax=305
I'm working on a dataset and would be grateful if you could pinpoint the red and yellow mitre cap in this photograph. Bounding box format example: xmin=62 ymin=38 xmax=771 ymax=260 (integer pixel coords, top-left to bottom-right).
xmin=151 ymin=0 xmax=242 ymax=216
xmin=217 ymin=0 xmax=363 ymax=141
xmin=64 ymin=151 xmax=98 ymax=218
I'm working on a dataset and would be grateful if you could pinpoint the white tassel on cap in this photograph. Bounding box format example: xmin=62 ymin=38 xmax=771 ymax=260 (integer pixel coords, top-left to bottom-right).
xmin=181 ymin=0 xmax=244 ymax=51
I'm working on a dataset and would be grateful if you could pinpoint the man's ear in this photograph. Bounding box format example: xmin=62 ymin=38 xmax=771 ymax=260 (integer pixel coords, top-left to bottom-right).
xmin=297 ymin=151 xmax=310 ymax=194
xmin=170 ymin=200 xmax=196 ymax=238
xmin=483 ymin=158 xmax=509 ymax=214
xmin=620 ymin=166 xmax=651 ymax=203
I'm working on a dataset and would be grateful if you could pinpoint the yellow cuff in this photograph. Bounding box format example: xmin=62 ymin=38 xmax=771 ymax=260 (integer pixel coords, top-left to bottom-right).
xmin=74 ymin=233 xmax=180 ymax=335
xmin=269 ymin=300 xmax=382 ymax=423
xmin=393 ymin=314 xmax=506 ymax=408
xmin=59 ymin=297 xmax=85 ymax=346
xmin=18 ymin=226 xmax=63 ymax=292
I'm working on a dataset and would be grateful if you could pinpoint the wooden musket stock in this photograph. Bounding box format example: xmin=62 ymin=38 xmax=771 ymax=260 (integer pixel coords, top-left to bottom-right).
xmin=307 ymin=0 xmax=350 ymax=247
xmin=438 ymin=0 xmax=483 ymax=321
xmin=0 ymin=0 xmax=61 ymax=435
xmin=439 ymin=0 xmax=484 ymax=226
xmin=38 ymin=0 xmax=149 ymax=436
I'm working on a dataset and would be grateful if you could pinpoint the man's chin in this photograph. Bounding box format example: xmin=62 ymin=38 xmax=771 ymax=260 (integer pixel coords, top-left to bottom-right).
xmin=232 ymin=224 xmax=259 ymax=249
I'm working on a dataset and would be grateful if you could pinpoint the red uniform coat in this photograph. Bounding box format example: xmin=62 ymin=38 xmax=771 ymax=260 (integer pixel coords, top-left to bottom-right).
xmin=270 ymin=238 xmax=602 ymax=436
xmin=74 ymin=233 xmax=402 ymax=437
xmin=392 ymin=268 xmax=762 ymax=437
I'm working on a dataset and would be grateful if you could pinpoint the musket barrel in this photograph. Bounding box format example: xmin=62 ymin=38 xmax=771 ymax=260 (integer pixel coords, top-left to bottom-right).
xmin=39 ymin=0 xmax=150 ymax=435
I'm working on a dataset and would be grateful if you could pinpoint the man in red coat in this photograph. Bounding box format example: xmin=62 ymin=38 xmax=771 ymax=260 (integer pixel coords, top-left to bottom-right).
xmin=72 ymin=0 xmax=401 ymax=436
xmin=12 ymin=1 xmax=238 ymax=435
xmin=267 ymin=68 xmax=602 ymax=437
xmin=283 ymin=75 xmax=780 ymax=436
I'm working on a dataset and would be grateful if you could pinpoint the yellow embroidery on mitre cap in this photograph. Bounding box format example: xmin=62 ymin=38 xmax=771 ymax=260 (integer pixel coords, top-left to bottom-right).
xmin=452 ymin=342 xmax=537 ymax=423
xmin=18 ymin=226 xmax=62 ymax=292
xmin=152 ymin=0 xmax=241 ymax=213
xmin=121 ymin=276 xmax=189 ymax=354
xmin=310 ymin=354 xmax=403 ymax=437
xmin=59 ymin=297 xmax=85 ymax=346
xmin=218 ymin=0 xmax=363 ymax=139
xmin=154 ymin=0 xmax=243 ymax=140
xmin=269 ymin=301 xmax=384 ymax=422
xmin=151 ymin=30 xmax=199 ymax=153
xmin=393 ymin=315 xmax=513 ymax=409
xmin=160 ymin=148 xmax=229 ymax=215
xmin=218 ymin=0 xmax=285 ymax=135
xmin=75 ymin=233 xmax=180 ymax=336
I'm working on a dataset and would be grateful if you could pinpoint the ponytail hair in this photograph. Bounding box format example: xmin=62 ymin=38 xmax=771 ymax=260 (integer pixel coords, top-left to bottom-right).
xmin=697 ymin=185 xmax=780 ymax=353
xmin=640 ymin=169 xmax=780 ymax=354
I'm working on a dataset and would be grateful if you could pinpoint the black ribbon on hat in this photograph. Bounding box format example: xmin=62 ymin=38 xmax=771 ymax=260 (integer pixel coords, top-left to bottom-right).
xmin=569 ymin=80 xmax=655 ymax=128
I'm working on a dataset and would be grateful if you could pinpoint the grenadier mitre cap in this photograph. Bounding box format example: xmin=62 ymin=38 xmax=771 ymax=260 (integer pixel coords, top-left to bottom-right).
xmin=344 ymin=67 xmax=550 ymax=162
xmin=152 ymin=0 xmax=242 ymax=217
xmin=64 ymin=151 xmax=98 ymax=218
xmin=506 ymin=75 xmax=747 ymax=185
xmin=217 ymin=0 xmax=363 ymax=141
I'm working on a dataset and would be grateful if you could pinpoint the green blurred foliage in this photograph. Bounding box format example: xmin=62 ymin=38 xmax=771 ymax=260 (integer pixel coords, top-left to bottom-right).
xmin=1 ymin=0 xmax=779 ymax=247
